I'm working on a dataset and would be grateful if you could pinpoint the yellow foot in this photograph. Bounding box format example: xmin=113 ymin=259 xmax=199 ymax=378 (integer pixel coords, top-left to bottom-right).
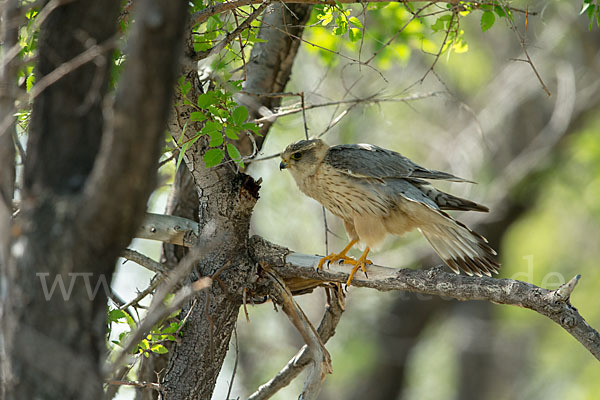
xmin=317 ymin=239 xmax=358 ymax=270
xmin=344 ymin=248 xmax=372 ymax=287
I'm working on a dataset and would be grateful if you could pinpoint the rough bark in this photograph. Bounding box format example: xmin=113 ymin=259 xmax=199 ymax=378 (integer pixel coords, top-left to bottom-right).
xmin=0 ymin=1 xmax=189 ymax=399
xmin=160 ymin=4 xmax=313 ymax=399
xmin=251 ymin=250 xmax=600 ymax=360
xmin=0 ymin=2 xmax=20 ymax=398
xmin=136 ymin=164 xmax=198 ymax=400
xmin=0 ymin=0 xmax=18 ymax=209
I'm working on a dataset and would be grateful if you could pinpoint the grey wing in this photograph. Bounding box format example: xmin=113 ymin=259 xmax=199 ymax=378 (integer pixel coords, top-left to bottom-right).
xmin=383 ymin=180 xmax=499 ymax=276
xmin=325 ymin=144 xmax=473 ymax=183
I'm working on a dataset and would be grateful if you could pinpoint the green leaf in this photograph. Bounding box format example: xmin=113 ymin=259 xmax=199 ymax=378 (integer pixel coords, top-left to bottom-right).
xmin=494 ymin=5 xmax=511 ymax=20
xmin=161 ymin=322 xmax=180 ymax=334
xmin=242 ymin=122 xmax=259 ymax=134
xmin=431 ymin=15 xmax=451 ymax=32
xmin=226 ymin=143 xmax=243 ymax=168
xmin=176 ymin=141 xmax=190 ymax=170
xmin=349 ymin=16 xmax=363 ymax=28
xmin=333 ymin=15 xmax=348 ymax=35
xmin=26 ymin=75 xmax=35 ymax=92
xmin=151 ymin=344 xmax=169 ymax=354
xmin=197 ymin=93 xmax=216 ymax=108
xmin=139 ymin=339 xmax=150 ymax=350
xmin=480 ymin=11 xmax=495 ymax=32
xmin=202 ymin=120 xmax=222 ymax=134
xmin=204 ymin=148 xmax=225 ymax=167
xmin=207 ymin=130 xmax=223 ymax=147
xmin=231 ymin=106 xmax=248 ymax=125
xmin=225 ymin=126 xmax=239 ymax=140
xmin=178 ymin=76 xmax=191 ymax=95
xmin=108 ymin=309 xmax=127 ymax=323
xmin=581 ymin=0 xmax=593 ymax=14
xmin=190 ymin=111 xmax=207 ymax=122
xmin=349 ymin=27 xmax=362 ymax=42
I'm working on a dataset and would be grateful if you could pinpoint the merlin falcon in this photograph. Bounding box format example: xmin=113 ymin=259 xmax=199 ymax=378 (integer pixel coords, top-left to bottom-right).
xmin=279 ymin=138 xmax=499 ymax=286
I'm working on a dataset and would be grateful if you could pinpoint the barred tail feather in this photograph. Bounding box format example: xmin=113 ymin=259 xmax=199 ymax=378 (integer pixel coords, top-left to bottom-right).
xmin=420 ymin=215 xmax=499 ymax=277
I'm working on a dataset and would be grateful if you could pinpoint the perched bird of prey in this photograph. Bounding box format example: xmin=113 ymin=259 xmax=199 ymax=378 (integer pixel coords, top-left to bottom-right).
xmin=280 ymin=139 xmax=499 ymax=286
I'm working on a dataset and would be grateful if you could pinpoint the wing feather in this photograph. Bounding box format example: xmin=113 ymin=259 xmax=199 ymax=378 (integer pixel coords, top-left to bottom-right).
xmin=324 ymin=144 xmax=473 ymax=183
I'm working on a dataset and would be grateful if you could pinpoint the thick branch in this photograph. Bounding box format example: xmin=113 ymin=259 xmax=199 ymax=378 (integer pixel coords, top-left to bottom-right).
xmin=252 ymin=250 xmax=600 ymax=361
xmin=137 ymin=213 xmax=199 ymax=247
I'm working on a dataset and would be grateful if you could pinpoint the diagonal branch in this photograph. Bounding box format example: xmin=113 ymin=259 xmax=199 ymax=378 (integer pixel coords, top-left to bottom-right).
xmin=247 ymin=285 xmax=344 ymax=400
xmin=263 ymin=268 xmax=333 ymax=400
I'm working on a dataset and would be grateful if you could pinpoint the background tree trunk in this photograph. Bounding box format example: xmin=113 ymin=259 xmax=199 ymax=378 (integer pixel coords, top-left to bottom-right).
xmin=0 ymin=1 xmax=189 ymax=399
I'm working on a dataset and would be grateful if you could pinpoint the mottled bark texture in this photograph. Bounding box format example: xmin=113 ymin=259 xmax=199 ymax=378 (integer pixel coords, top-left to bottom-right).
xmin=161 ymin=4 xmax=313 ymax=399
xmin=0 ymin=1 xmax=189 ymax=399
xmin=0 ymin=2 xmax=20 ymax=398
xmin=136 ymin=164 xmax=198 ymax=400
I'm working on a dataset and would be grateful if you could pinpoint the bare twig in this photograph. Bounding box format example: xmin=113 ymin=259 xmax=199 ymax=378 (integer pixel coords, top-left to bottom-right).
xmin=226 ymin=326 xmax=239 ymax=400
xmin=193 ymin=1 xmax=268 ymax=61
xmin=262 ymin=268 xmax=333 ymax=400
xmin=252 ymin=91 xmax=444 ymax=124
xmin=248 ymin=285 xmax=344 ymax=400
xmin=106 ymin=380 xmax=163 ymax=391
xmin=119 ymin=275 xmax=163 ymax=310
xmin=498 ymin=0 xmax=551 ymax=96
xmin=29 ymin=36 xmax=117 ymax=100
xmin=300 ymin=91 xmax=309 ymax=139
xmin=122 ymin=249 xmax=168 ymax=274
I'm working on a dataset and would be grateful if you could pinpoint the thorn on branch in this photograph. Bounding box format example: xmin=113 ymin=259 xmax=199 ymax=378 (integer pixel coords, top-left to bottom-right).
xmin=553 ymin=274 xmax=581 ymax=303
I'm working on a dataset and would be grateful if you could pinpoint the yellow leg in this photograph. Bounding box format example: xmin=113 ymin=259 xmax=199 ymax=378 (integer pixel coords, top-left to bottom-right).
xmin=317 ymin=239 xmax=359 ymax=270
xmin=345 ymin=247 xmax=371 ymax=286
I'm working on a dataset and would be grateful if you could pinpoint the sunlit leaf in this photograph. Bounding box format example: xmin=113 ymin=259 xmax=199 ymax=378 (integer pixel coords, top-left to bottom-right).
xmin=151 ymin=344 xmax=169 ymax=354
xmin=481 ymin=11 xmax=495 ymax=32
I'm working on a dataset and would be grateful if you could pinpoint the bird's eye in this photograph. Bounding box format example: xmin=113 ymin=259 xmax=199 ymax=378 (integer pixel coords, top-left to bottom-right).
xmin=291 ymin=152 xmax=302 ymax=160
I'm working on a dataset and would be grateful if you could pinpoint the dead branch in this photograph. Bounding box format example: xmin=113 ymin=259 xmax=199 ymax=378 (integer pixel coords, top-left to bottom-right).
xmin=121 ymin=248 xmax=168 ymax=274
xmin=258 ymin=251 xmax=600 ymax=361
xmin=137 ymin=212 xmax=199 ymax=247
xmin=263 ymin=268 xmax=333 ymax=400
xmin=247 ymin=286 xmax=344 ymax=400
xmin=251 ymin=91 xmax=444 ymax=124
xmin=106 ymin=379 xmax=163 ymax=391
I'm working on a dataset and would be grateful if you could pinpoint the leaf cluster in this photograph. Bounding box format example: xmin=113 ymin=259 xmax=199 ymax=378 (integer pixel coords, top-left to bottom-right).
xmin=107 ymin=307 xmax=182 ymax=359
xmin=581 ymin=0 xmax=600 ymax=29
xmin=174 ymin=78 xmax=260 ymax=169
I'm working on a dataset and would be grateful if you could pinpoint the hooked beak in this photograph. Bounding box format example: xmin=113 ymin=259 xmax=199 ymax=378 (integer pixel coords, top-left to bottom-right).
xmin=279 ymin=159 xmax=288 ymax=170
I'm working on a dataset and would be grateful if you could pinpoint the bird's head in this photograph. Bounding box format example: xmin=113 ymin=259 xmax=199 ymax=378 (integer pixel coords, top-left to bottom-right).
xmin=280 ymin=138 xmax=329 ymax=180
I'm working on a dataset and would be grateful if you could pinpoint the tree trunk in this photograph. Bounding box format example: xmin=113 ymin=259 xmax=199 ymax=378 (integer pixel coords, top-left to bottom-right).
xmin=161 ymin=4 xmax=312 ymax=399
xmin=0 ymin=1 xmax=189 ymax=399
